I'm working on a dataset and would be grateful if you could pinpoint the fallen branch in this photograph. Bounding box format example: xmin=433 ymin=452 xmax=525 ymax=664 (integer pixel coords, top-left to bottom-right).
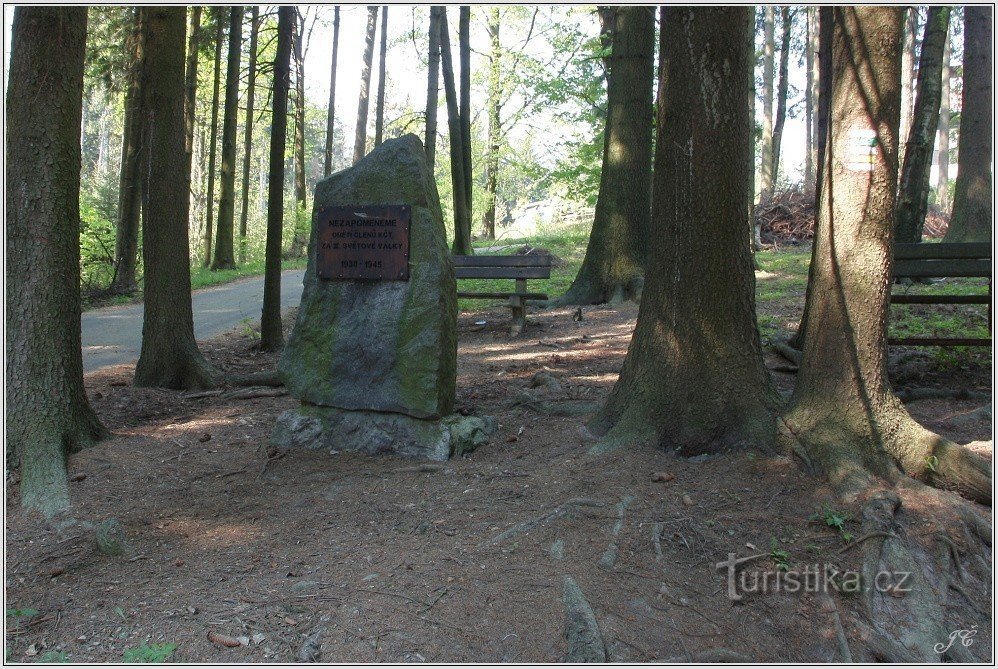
xmin=483 ymin=498 xmax=601 ymax=546
xmin=769 ymin=339 xmax=802 ymax=366
xmin=227 ymin=370 xmax=284 ymax=388
xmin=222 ymin=386 xmax=288 ymax=400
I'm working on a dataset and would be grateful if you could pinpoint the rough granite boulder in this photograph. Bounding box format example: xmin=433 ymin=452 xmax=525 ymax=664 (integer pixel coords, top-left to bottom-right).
xmin=279 ymin=134 xmax=455 ymax=419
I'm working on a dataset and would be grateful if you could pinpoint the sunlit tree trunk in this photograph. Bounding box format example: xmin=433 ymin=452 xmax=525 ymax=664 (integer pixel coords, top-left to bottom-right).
xmin=239 ymin=6 xmax=259 ymax=264
xmin=945 ymin=7 xmax=993 ymax=243
xmin=353 ymin=7 xmax=378 ymax=164
xmin=771 ymin=6 xmax=792 ymax=189
xmin=552 ymin=6 xmax=653 ymax=306
xmin=261 ymin=7 xmax=294 ymax=351
xmin=759 ymin=6 xmax=775 ymax=201
xmin=589 ymin=6 xmax=778 ymax=454
xmin=211 ymin=6 xmax=243 ymax=270
xmin=135 ymin=6 xmax=216 ymax=390
xmin=896 ymin=6 xmax=950 ymax=244
xmin=374 ymin=5 xmax=388 ymax=147
xmin=804 ymin=6 xmax=817 ymax=191
xmin=440 ymin=9 xmax=472 ymax=255
xmin=482 ymin=7 xmax=501 ymax=240
xmin=934 ymin=21 xmax=951 ymax=215
xmin=899 ymin=7 xmax=917 ymax=170
xmin=203 ymin=8 xmax=225 ymax=267
xmin=459 ymin=6 xmax=473 ymax=233
xmin=7 ymin=6 xmax=108 ymax=516
xmin=424 ymin=6 xmax=441 ymax=169
xmin=780 ymin=7 xmax=989 ymax=505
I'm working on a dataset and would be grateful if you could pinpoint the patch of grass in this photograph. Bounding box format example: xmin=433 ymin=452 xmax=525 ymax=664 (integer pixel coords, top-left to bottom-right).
xmin=769 ymin=537 xmax=791 ymax=571
xmin=38 ymin=650 xmax=70 ymax=663
xmin=6 ymin=607 xmax=38 ymax=618
xmin=122 ymin=643 xmax=177 ymax=663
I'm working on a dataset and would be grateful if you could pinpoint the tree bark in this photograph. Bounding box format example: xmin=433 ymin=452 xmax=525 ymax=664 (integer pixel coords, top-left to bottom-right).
xmin=552 ymin=6 xmax=653 ymax=306
xmin=425 ymin=6 xmax=441 ymax=169
xmin=109 ymin=7 xmax=144 ymax=296
xmin=239 ymin=6 xmax=259 ymax=264
xmin=899 ymin=7 xmax=917 ymax=171
xmin=211 ymin=6 xmax=243 ymax=270
xmin=261 ymin=7 xmax=294 ymax=351
xmin=588 ymin=6 xmax=779 ymax=454
xmin=945 ymin=7 xmax=993 ymax=243
xmin=759 ymin=6 xmax=775 ymax=201
xmin=323 ymin=6 xmax=340 ymax=177
xmin=184 ymin=7 xmax=201 ymax=169
xmin=7 ymin=6 xmax=108 ymax=516
xmin=440 ymin=10 xmax=472 ymax=255
xmin=374 ymin=5 xmax=388 ymax=147
xmin=482 ymin=7 xmax=501 ymax=240
xmin=804 ymin=6 xmax=817 ymax=191
xmin=895 ymin=6 xmax=950 ymax=244
xmin=459 ymin=6 xmax=473 ymax=234
xmin=286 ymin=10 xmax=310 ymax=258
xmin=353 ymin=7 xmax=378 ymax=164
xmin=934 ymin=21 xmax=951 ymax=215
xmin=780 ymin=7 xmax=990 ymax=505
xmin=203 ymin=8 xmax=225 ymax=267
xmin=134 ymin=6 xmax=216 ymax=391
xmin=771 ymin=7 xmax=792 ymax=189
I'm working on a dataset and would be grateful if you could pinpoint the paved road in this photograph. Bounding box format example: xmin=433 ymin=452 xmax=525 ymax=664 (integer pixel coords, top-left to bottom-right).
xmin=82 ymin=269 xmax=306 ymax=372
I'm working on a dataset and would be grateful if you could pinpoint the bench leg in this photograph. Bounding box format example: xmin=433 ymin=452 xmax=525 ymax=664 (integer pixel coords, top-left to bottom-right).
xmin=509 ymin=294 xmax=525 ymax=336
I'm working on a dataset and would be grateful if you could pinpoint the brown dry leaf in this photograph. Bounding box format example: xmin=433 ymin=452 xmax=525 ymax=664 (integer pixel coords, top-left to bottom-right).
xmin=207 ymin=631 xmax=242 ymax=648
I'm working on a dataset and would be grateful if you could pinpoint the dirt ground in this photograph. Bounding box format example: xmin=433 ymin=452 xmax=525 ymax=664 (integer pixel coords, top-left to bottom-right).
xmin=5 ymin=300 xmax=994 ymax=663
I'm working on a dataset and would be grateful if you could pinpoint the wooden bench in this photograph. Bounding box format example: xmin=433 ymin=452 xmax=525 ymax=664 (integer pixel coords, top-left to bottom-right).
xmin=889 ymin=242 xmax=992 ymax=346
xmin=453 ymin=254 xmax=552 ymax=335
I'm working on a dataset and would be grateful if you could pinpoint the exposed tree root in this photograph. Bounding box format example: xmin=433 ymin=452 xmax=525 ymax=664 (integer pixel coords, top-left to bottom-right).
xmin=769 ymin=339 xmax=802 ymax=366
xmin=547 ymin=275 xmax=643 ymax=308
xmin=227 ymin=369 xmax=284 ymax=388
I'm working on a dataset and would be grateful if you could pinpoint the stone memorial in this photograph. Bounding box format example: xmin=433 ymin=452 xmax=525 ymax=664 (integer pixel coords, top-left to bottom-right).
xmin=272 ymin=134 xmax=493 ymax=460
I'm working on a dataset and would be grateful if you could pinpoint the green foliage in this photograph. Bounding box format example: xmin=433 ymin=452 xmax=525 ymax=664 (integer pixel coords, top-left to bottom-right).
xmin=122 ymin=643 xmax=177 ymax=663
xmin=811 ymin=505 xmax=853 ymax=543
xmin=6 ymin=607 xmax=39 ymax=618
xmin=79 ymin=197 xmax=118 ymax=291
xmin=769 ymin=537 xmax=791 ymax=572
xmin=38 ymin=651 xmax=70 ymax=663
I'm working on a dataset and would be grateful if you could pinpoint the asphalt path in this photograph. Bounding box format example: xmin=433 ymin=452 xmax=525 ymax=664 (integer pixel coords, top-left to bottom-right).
xmin=82 ymin=269 xmax=306 ymax=372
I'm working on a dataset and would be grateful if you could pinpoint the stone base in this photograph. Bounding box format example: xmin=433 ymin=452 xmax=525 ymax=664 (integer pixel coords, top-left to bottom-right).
xmin=272 ymin=404 xmax=496 ymax=461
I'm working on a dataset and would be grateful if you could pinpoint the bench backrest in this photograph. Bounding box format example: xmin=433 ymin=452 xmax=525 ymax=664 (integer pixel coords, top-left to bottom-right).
xmin=893 ymin=242 xmax=992 ymax=279
xmin=452 ymin=254 xmax=552 ymax=279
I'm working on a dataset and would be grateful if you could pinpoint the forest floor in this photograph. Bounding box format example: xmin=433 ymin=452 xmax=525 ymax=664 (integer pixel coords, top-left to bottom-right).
xmin=6 ymin=264 xmax=994 ymax=663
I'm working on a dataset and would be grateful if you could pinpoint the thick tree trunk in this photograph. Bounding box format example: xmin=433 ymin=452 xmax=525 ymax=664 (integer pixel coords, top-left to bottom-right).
xmin=374 ymin=5 xmax=388 ymax=147
xmin=780 ymin=7 xmax=990 ymax=505
xmin=439 ymin=10 xmax=472 ymax=255
xmin=109 ymin=8 xmax=144 ymax=296
xmin=203 ymin=8 xmax=225 ymax=267
xmin=934 ymin=23 xmax=951 ymax=215
xmin=895 ymin=6 xmax=950 ymax=244
xmin=945 ymin=7 xmax=993 ymax=243
xmin=771 ymin=7 xmax=792 ymax=188
xmin=788 ymin=7 xmax=832 ymax=352
xmin=353 ymin=7 xmax=378 ymax=164
xmin=7 ymin=6 xmax=108 ymax=516
xmin=286 ymin=11 xmax=309 ymax=258
xmin=589 ymin=6 xmax=779 ymax=455
xmin=239 ymin=6 xmax=259 ymax=264
xmin=134 ymin=7 xmax=216 ymax=391
xmin=261 ymin=7 xmax=294 ymax=351
xmin=552 ymin=6 xmax=653 ymax=307
xmin=211 ymin=6 xmax=243 ymax=271
xmin=759 ymin=6 xmax=775 ymax=201
xmin=481 ymin=7 xmax=501 ymax=241
xmin=425 ymin=6 xmax=441 ymax=169
xmin=323 ymin=6 xmax=340 ymax=177
xmin=804 ymin=7 xmax=817 ymax=191
xmin=899 ymin=7 xmax=917 ymax=169
xmin=459 ymin=6 xmax=473 ymax=234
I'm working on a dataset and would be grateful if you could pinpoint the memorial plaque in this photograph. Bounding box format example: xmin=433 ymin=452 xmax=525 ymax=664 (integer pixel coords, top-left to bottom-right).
xmin=316 ymin=204 xmax=411 ymax=280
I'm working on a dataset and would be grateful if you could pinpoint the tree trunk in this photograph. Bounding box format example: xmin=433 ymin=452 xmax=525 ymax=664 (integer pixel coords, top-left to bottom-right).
xmin=588 ymin=6 xmax=778 ymax=454
xmin=788 ymin=7 xmax=832 ymax=352
xmin=261 ymin=7 xmax=294 ymax=351
xmin=934 ymin=22 xmax=951 ymax=215
xmin=184 ymin=7 xmax=201 ymax=167
xmin=771 ymin=6 xmax=792 ymax=189
xmin=899 ymin=7 xmax=917 ymax=170
xmin=374 ymin=5 xmax=388 ymax=147
xmin=353 ymin=7 xmax=378 ymax=164
xmin=425 ymin=6 xmax=441 ymax=169
xmin=134 ymin=6 xmax=216 ymax=391
xmin=203 ymin=8 xmax=225 ymax=267
xmin=804 ymin=6 xmax=817 ymax=191
xmin=552 ymin=6 xmax=653 ymax=306
xmin=109 ymin=7 xmax=144 ymax=296
xmin=481 ymin=7 xmax=500 ymax=241
xmin=945 ymin=7 xmax=993 ymax=243
xmin=459 ymin=6 xmax=473 ymax=233
xmin=211 ymin=6 xmax=243 ymax=271
xmin=780 ymin=7 xmax=989 ymax=505
xmin=238 ymin=6 xmax=259 ymax=264
xmin=895 ymin=6 xmax=950 ymax=244
xmin=759 ymin=6 xmax=775 ymax=201
xmin=286 ymin=11 xmax=309 ymax=258
xmin=323 ymin=6 xmax=340 ymax=177
xmin=7 ymin=6 xmax=108 ymax=516
xmin=439 ymin=10 xmax=472 ymax=255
